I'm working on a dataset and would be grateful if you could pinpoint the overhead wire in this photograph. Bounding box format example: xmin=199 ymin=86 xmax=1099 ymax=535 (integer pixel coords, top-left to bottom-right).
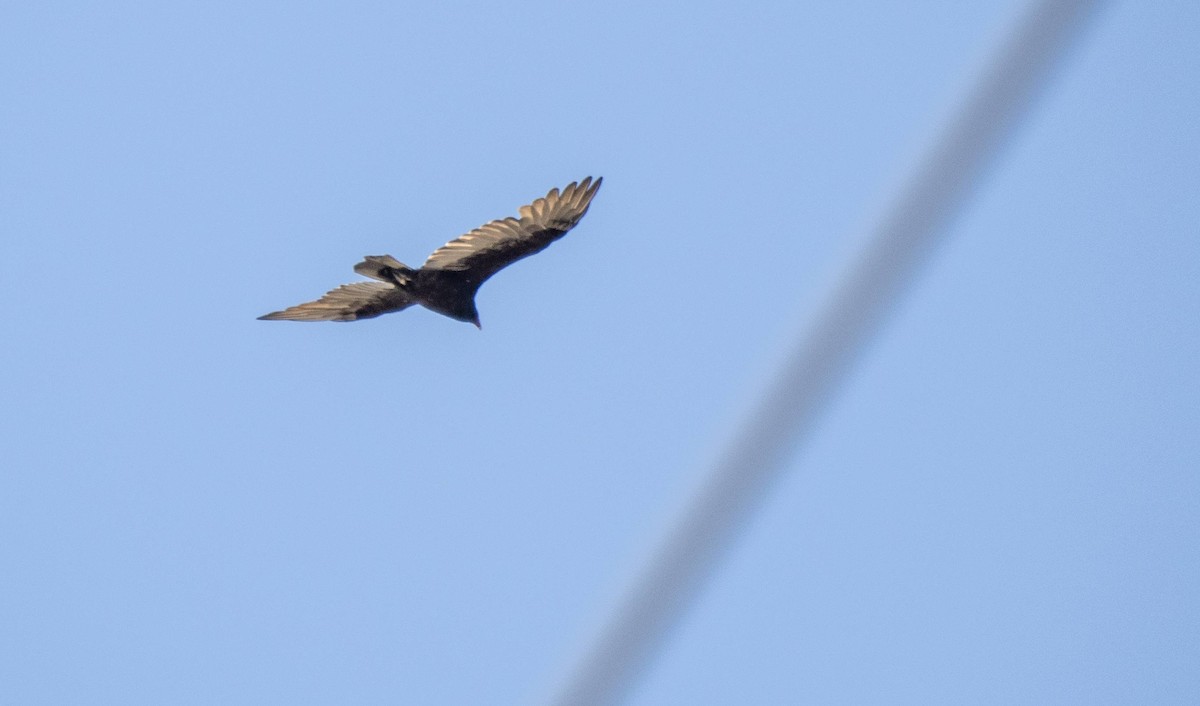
xmin=544 ymin=1 xmax=1107 ymax=704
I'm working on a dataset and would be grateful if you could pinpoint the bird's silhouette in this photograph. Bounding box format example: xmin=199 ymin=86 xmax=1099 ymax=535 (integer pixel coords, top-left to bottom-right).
xmin=259 ymin=177 xmax=602 ymax=327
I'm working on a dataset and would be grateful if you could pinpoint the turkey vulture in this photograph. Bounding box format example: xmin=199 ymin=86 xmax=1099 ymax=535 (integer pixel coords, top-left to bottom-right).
xmin=259 ymin=177 xmax=603 ymax=327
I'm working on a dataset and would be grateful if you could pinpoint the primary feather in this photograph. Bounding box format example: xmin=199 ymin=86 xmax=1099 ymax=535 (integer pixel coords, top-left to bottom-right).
xmin=257 ymin=282 xmax=414 ymax=322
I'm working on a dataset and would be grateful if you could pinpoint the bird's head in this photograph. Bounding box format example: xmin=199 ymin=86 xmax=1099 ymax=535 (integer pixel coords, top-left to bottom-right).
xmin=447 ymin=301 xmax=481 ymax=329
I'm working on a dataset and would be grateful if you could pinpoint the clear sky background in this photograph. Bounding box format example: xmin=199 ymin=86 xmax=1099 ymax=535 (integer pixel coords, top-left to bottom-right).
xmin=2 ymin=1 xmax=1197 ymax=704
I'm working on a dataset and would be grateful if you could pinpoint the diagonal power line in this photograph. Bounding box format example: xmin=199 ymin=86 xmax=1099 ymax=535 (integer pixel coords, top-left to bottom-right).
xmin=545 ymin=1 xmax=1106 ymax=704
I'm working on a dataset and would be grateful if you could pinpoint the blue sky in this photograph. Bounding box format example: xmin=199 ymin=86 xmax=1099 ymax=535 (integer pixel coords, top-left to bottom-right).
xmin=2 ymin=1 xmax=1198 ymax=703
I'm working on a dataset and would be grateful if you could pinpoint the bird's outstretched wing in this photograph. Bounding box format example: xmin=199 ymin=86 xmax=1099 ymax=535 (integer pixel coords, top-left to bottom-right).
xmin=421 ymin=177 xmax=602 ymax=284
xmin=258 ymin=282 xmax=414 ymax=322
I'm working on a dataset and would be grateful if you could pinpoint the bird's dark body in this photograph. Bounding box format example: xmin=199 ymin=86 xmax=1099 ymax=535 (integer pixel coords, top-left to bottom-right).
xmin=259 ymin=177 xmax=602 ymax=327
xmin=413 ymin=268 xmax=485 ymax=323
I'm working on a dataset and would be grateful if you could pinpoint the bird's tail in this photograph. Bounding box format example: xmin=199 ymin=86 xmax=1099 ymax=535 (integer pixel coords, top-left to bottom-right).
xmin=354 ymin=255 xmax=415 ymax=286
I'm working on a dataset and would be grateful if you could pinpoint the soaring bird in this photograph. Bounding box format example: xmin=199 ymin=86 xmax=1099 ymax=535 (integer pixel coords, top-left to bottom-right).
xmin=259 ymin=177 xmax=602 ymax=327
